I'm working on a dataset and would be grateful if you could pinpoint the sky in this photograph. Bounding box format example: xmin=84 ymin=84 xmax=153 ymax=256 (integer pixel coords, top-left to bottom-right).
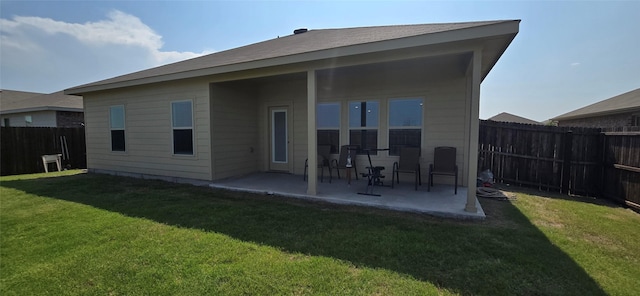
xmin=1 ymin=0 xmax=639 ymax=122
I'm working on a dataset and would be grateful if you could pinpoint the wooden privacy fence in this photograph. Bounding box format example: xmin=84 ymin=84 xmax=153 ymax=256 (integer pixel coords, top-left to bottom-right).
xmin=1 ymin=127 xmax=86 ymax=176
xmin=479 ymin=121 xmax=640 ymax=210
xmin=601 ymin=129 xmax=640 ymax=209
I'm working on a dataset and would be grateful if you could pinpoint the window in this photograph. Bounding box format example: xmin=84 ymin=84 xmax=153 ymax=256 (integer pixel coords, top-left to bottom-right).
xmin=389 ymin=98 xmax=422 ymax=156
xmin=172 ymin=100 xmax=194 ymax=155
xmin=109 ymin=105 xmax=125 ymax=151
xmin=3 ymin=118 xmax=10 ymax=127
xmin=632 ymin=113 xmax=640 ymax=127
xmin=349 ymin=101 xmax=378 ymax=154
xmin=317 ymin=103 xmax=340 ymax=154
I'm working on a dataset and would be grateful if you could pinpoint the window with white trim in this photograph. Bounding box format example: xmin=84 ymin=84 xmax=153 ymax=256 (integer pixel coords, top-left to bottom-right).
xmin=388 ymin=98 xmax=422 ymax=156
xmin=349 ymin=101 xmax=378 ymax=154
xmin=171 ymin=100 xmax=194 ymax=155
xmin=109 ymin=105 xmax=125 ymax=151
xmin=317 ymin=103 xmax=340 ymax=154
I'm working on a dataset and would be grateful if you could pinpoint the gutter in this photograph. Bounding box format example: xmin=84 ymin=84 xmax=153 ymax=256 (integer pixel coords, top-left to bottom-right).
xmin=0 ymin=106 xmax=83 ymax=115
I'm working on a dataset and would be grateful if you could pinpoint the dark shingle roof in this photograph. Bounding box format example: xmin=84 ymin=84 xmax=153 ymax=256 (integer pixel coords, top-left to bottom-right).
xmin=0 ymin=90 xmax=82 ymax=114
xmin=552 ymin=88 xmax=640 ymax=121
xmin=488 ymin=112 xmax=541 ymax=125
xmin=66 ymin=20 xmax=518 ymax=94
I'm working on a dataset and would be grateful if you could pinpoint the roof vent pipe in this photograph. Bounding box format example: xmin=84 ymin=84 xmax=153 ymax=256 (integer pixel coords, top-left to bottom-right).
xmin=294 ymin=28 xmax=308 ymax=34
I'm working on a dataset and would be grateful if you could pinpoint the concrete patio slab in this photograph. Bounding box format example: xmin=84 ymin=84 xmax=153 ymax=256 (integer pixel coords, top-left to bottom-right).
xmin=210 ymin=172 xmax=485 ymax=220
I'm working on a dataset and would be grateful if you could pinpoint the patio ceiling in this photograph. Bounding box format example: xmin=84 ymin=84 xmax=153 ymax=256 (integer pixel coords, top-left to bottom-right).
xmin=210 ymin=51 xmax=473 ymax=88
xmin=316 ymin=52 xmax=473 ymax=83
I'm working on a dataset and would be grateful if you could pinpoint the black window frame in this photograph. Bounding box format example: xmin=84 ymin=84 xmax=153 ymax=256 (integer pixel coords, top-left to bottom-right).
xmin=171 ymin=100 xmax=194 ymax=155
xmin=317 ymin=102 xmax=340 ymax=154
xmin=388 ymin=98 xmax=423 ymax=156
xmin=109 ymin=105 xmax=126 ymax=152
xmin=349 ymin=101 xmax=379 ymax=155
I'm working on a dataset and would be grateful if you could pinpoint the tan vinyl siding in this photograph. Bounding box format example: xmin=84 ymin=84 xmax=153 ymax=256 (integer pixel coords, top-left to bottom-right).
xmin=292 ymin=96 xmax=309 ymax=174
xmin=210 ymin=82 xmax=260 ymax=180
xmin=424 ymin=79 xmax=467 ymax=185
xmin=83 ymin=79 xmax=212 ymax=180
xmin=256 ymin=76 xmax=308 ymax=174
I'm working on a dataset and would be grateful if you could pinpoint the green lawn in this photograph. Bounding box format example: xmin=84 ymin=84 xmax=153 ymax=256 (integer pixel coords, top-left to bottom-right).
xmin=1 ymin=170 xmax=639 ymax=295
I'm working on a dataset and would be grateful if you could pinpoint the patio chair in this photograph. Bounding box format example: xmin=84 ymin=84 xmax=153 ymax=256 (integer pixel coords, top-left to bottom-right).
xmin=427 ymin=146 xmax=458 ymax=194
xmin=391 ymin=147 xmax=421 ymax=190
xmin=331 ymin=145 xmax=358 ymax=181
xmin=304 ymin=145 xmax=332 ymax=183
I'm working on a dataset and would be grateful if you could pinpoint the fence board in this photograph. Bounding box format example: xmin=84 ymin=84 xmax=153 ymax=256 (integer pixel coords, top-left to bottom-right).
xmin=1 ymin=127 xmax=86 ymax=176
xmin=478 ymin=121 xmax=579 ymax=192
xmin=479 ymin=121 xmax=638 ymax=210
xmin=601 ymin=132 xmax=640 ymax=207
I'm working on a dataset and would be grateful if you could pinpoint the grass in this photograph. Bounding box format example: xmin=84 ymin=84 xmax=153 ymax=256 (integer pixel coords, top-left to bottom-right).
xmin=1 ymin=170 xmax=639 ymax=295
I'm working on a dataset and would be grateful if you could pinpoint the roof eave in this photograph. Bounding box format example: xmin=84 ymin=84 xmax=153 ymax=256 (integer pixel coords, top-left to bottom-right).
xmin=480 ymin=32 xmax=518 ymax=81
xmin=65 ymin=20 xmax=520 ymax=95
xmin=552 ymin=106 xmax=640 ymax=121
xmin=0 ymin=106 xmax=83 ymax=115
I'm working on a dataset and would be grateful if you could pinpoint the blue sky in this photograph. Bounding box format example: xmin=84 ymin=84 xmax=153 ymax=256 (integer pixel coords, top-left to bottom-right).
xmin=1 ymin=1 xmax=639 ymax=121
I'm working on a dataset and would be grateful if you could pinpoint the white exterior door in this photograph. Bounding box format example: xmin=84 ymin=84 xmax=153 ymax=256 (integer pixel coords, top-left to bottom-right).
xmin=269 ymin=106 xmax=290 ymax=172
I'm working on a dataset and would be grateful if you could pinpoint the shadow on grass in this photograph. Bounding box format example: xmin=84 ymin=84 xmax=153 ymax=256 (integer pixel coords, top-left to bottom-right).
xmin=2 ymin=173 xmax=606 ymax=295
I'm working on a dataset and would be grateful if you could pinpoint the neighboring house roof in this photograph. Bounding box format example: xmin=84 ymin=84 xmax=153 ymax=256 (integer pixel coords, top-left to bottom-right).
xmin=0 ymin=90 xmax=83 ymax=115
xmin=552 ymin=88 xmax=640 ymax=121
xmin=66 ymin=20 xmax=520 ymax=95
xmin=0 ymin=89 xmax=44 ymax=101
xmin=488 ymin=112 xmax=541 ymax=125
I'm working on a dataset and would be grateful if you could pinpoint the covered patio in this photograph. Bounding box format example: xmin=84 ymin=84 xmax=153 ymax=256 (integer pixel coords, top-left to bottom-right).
xmin=210 ymin=173 xmax=485 ymax=220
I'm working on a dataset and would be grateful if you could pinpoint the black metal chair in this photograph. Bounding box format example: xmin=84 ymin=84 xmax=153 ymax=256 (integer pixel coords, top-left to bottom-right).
xmin=427 ymin=146 xmax=458 ymax=194
xmin=392 ymin=147 xmax=421 ymax=190
xmin=304 ymin=145 xmax=332 ymax=183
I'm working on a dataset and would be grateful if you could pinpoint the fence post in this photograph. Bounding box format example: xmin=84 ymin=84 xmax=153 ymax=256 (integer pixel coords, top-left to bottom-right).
xmin=561 ymin=130 xmax=573 ymax=194
xmin=598 ymin=132 xmax=607 ymax=196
